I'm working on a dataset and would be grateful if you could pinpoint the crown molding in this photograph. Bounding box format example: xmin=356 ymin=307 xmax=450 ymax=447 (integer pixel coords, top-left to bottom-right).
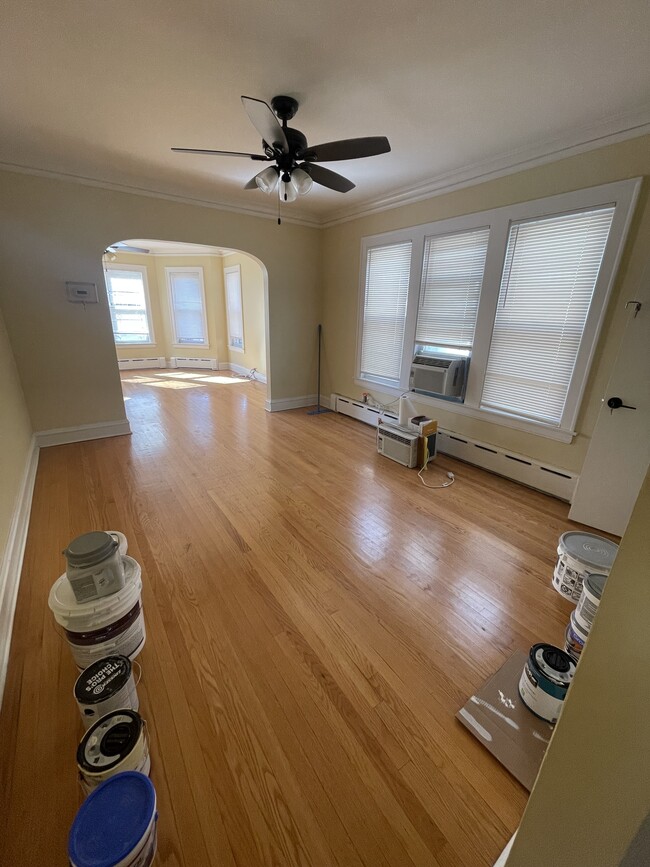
xmin=1 ymin=107 xmax=648 ymax=231
xmin=0 ymin=161 xmax=323 ymax=228
xmin=320 ymin=109 xmax=650 ymax=228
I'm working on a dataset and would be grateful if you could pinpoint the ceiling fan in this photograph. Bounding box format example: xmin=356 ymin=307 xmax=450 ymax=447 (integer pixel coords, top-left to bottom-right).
xmin=172 ymin=95 xmax=391 ymax=204
xmin=104 ymin=242 xmax=150 ymax=255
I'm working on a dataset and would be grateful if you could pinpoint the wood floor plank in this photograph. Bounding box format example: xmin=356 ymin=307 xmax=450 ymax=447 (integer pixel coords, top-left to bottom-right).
xmin=0 ymin=369 xmax=592 ymax=865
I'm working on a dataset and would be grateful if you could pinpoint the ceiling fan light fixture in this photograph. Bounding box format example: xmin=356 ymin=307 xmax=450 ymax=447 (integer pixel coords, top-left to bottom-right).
xmin=255 ymin=165 xmax=279 ymax=194
xmin=290 ymin=167 xmax=313 ymax=196
xmin=279 ymin=179 xmax=298 ymax=202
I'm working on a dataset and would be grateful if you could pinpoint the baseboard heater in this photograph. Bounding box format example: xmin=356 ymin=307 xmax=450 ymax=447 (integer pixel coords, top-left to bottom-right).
xmin=118 ymin=357 xmax=166 ymax=370
xmin=168 ymin=357 xmax=218 ymax=370
xmin=330 ymin=393 xmax=577 ymax=501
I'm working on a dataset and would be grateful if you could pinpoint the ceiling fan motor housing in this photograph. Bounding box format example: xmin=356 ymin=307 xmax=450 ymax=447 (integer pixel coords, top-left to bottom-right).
xmin=270 ymin=95 xmax=299 ymax=122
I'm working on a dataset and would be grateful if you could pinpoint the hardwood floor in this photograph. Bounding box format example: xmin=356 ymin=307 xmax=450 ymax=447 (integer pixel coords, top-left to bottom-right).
xmin=0 ymin=370 xmax=582 ymax=866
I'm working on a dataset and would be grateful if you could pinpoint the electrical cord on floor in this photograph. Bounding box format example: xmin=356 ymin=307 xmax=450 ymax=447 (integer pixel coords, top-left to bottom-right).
xmin=417 ymin=438 xmax=455 ymax=488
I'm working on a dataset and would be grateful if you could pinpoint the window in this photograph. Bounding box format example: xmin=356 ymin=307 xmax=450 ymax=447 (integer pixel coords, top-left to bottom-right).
xmin=166 ymin=267 xmax=208 ymax=346
xmin=356 ymin=179 xmax=639 ymax=440
xmin=416 ymin=227 xmax=489 ymax=350
xmin=104 ymin=265 xmax=154 ymax=345
xmin=360 ymin=241 xmax=412 ymax=386
xmin=224 ymin=265 xmax=245 ymax=352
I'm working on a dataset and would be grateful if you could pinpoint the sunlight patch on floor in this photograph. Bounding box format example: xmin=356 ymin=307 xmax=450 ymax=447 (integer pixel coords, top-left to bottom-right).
xmin=199 ymin=375 xmax=249 ymax=384
xmin=154 ymin=371 xmax=211 ymax=379
xmin=146 ymin=380 xmax=202 ymax=389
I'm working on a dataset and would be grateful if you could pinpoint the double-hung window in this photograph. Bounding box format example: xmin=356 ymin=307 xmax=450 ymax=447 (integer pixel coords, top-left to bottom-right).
xmin=224 ymin=264 xmax=245 ymax=352
xmin=104 ymin=264 xmax=154 ymax=345
xmin=356 ymin=179 xmax=639 ymax=440
xmin=166 ymin=267 xmax=208 ymax=346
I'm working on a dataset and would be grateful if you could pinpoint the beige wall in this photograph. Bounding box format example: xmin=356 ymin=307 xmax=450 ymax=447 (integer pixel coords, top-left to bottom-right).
xmin=223 ymin=252 xmax=267 ymax=377
xmin=0 ymin=306 xmax=33 ymax=560
xmin=321 ymin=135 xmax=650 ymax=473
xmin=0 ymin=170 xmax=321 ymax=431
xmin=109 ymin=252 xmax=230 ymax=363
xmin=506 ymin=470 xmax=650 ymax=866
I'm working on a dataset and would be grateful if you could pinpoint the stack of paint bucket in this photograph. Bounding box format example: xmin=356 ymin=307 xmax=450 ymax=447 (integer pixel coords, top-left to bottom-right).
xmin=518 ymin=643 xmax=576 ymax=724
xmin=47 ymin=531 xmax=159 ymax=865
xmin=564 ymin=573 xmax=607 ymax=662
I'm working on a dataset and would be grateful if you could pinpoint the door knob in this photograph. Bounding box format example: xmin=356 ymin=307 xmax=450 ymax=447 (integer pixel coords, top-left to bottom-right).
xmin=607 ymin=396 xmax=637 ymax=412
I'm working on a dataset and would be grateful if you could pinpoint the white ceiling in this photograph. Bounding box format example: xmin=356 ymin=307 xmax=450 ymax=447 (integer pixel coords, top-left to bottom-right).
xmin=2 ymin=0 xmax=649 ymax=224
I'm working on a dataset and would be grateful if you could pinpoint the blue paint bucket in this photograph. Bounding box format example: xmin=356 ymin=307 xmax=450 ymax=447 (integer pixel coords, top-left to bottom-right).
xmin=519 ymin=644 xmax=575 ymax=724
xmin=68 ymin=771 xmax=158 ymax=867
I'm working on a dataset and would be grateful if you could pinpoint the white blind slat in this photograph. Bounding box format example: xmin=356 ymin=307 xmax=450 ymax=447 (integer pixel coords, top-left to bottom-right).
xmin=105 ymin=269 xmax=151 ymax=343
xmin=170 ymin=271 xmax=206 ymax=345
xmin=225 ymin=270 xmax=244 ymax=349
xmin=360 ymin=242 xmax=412 ymax=384
xmin=416 ymin=227 xmax=489 ymax=348
xmin=480 ymin=207 xmax=615 ymax=425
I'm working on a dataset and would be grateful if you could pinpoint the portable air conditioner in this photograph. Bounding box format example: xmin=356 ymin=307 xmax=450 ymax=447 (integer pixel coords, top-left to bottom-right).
xmin=409 ymin=350 xmax=468 ymax=398
xmin=376 ymin=424 xmax=419 ymax=468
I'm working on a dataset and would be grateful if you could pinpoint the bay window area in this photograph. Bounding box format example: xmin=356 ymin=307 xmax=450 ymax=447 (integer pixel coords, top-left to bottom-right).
xmin=356 ymin=179 xmax=639 ymax=441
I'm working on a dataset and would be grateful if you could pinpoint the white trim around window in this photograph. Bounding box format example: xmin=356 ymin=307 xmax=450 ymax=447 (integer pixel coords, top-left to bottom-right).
xmin=355 ymin=178 xmax=641 ymax=442
xmin=165 ymin=266 xmax=209 ymax=348
xmin=104 ymin=263 xmax=155 ymax=347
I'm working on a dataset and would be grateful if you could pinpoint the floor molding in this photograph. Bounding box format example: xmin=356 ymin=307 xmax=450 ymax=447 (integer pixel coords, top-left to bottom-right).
xmin=35 ymin=419 xmax=132 ymax=448
xmin=265 ymin=394 xmax=330 ymax=412
xmin=0 ymin=437 xmax=39 ymax=706
xmin=226 ymin=361 xmax=267 ymax=383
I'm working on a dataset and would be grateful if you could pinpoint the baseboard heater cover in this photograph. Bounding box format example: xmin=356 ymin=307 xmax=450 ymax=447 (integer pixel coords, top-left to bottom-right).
xmin=117 ymin=357 xmax=166 ymax=370
xmin=168 ymin=357 xmax=218 ymax=370
xmin=330 ymin=393 xmax=577 ymax=501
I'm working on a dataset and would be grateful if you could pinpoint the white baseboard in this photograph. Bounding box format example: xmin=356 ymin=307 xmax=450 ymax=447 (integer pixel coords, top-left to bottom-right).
xmin=0 ymin=436 xmax=39 ymax=706
xmin=36 ymin=419 xmax=132 ymax=448
xmin=226 ymin=361 xmax=267 ymax=383
xmin=118 ymin=356 xmax=166 ymax=370
xmin=265 ymin=394 xmax=330 ymax=412
xmin=168 ymin=356 xmax=218 ymax=370
xmin=493 ymin=831 xmax=517 ymax=866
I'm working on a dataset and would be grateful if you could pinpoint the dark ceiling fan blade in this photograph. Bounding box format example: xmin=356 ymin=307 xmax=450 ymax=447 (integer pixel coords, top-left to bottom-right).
xmin=241 ymin=96 xmax=289 ymax=154
xmin=299 ymin=136 xmax=390 ymax=163
xmin=171 ymin=147 xmax=269 ymax=160
xmin=302 ymin=163 xmax=355 ymax=193
xmin=244 ymin=176 xmax=259 ymax=190
xmin=107 ymin=244 xmax=150 ymax=254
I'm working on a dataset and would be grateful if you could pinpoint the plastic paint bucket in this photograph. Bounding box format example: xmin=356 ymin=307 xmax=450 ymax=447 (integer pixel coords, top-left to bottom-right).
xmin=77 ymin=709 xmax=151 ymax=794
xmin=69 ymin=772 xmax=157 ymax=867
xmin=519 ymin=644 xmax=575 ymax=724
xmin=48 ymin=556 xmax=146 ymax=670
xmin=64 ymin=531 xmax=125 ymax=604
xmin=552 ymin=532 xmax=618 ymax=603
xmin=575 ymin=573 xmax=607 ymax=632
xmin=74 ymin=655 xmax=140 ymax=729
xmin=564 ymin=611 xmax=589 ymax=661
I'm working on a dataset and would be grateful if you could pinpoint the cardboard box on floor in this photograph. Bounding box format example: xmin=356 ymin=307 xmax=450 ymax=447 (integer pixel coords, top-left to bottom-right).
xmin=456 ymin=651 xmax=555 ymax=791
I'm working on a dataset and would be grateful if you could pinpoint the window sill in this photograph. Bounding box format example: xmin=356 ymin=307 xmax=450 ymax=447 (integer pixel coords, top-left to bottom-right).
xmin=229 ymin=346 xmax=245 ymax=354
xmin=116 ymin=342 xmax=156 ymax=348
xmin=173 ymin=343 xmax=210 ymax=350
xmin=354 ymin=378 xmax=575 ymax=443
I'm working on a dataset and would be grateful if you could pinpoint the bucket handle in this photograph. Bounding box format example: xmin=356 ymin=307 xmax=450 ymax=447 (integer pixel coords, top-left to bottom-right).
xmin=132 ymin=659 xmax=143 ymax=688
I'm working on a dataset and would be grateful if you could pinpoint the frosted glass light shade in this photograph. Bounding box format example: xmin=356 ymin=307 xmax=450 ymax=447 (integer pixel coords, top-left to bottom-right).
xmin=255 ymin=166 xmax=279 ymax=194
xmin=279 ymin=179 xmax=297 ymax=202
xmin=290 ymin=168 xmax=313 ymax=196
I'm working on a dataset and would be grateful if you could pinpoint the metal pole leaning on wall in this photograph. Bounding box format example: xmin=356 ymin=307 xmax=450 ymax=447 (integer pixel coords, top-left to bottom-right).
xmin=307 ymin=324 xmax=332 ymax=416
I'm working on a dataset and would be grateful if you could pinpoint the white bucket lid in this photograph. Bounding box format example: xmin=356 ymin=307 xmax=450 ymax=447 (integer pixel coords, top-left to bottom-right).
xmin=48 ymin=556 xmax=142 ymax=631
xmin=558 ymin=532 xmax=618 ymax=571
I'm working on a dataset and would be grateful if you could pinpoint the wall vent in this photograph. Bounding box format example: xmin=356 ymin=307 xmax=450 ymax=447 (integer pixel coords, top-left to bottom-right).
xmin=117 ymin=357 xmax=166 ymax=370
xmin=168 ymin=357 xmax=218 ymax=370
xmin=330 ymin=392 xmax=577 ymax=501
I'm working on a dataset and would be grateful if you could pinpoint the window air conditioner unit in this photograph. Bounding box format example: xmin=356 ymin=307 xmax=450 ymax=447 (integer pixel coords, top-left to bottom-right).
xmin=376 ymin=424 xmax=418 ymax=468
xmin=409 ymin=349 xmax=468 ymax=398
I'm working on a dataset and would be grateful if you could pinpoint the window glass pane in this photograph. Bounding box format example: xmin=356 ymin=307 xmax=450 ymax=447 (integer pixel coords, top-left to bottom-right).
xmin=225 ymin=269 xmax=244 ymax=350
xmin=416 ymin=227 xmax=489 ymax=349
xmin=360 ymin=242 xmax=412 ymax=384
xmin=105 ymin=269 xmax=152 ymax=344
xmin=481 ymin=206 xmax=615 ymax=425
xmin=169 ymin=271 xmax=207 ymax=345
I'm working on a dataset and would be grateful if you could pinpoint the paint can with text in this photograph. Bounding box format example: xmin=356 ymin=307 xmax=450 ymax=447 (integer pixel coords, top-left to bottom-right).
xmin=519 ymin=644 xmax=575 ymax=724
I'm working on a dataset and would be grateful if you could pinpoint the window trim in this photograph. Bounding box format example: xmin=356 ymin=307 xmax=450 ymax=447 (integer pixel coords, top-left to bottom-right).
xmin=165 ymin=266 xmax=209 ymax=348
xmin=104 ymin=263 xmax=155 ymax=347
xmin=224 ymin=264 xmax=245 ymax=354
xmin=356 ymin=178 xmax=641 ymax=441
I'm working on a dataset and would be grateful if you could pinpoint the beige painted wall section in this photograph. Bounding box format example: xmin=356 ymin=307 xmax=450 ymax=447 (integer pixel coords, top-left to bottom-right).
xmin=223 ymin=252 xmax=267 ymax=376
xmin=0 ymin=170 xmax=321 ymax=430
xmin=506 ymin=470 xmax=650 ymax=866
xmin=0 ymin=307 xmax=33 ymax=560
xmin=321 ymin=135 xmax=650 ymax=473
xmin=108 ymin=252 xmax=229 ymax=363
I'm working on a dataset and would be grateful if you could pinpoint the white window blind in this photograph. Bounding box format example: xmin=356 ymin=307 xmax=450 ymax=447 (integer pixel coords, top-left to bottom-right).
xmin=168 ymin=270 xmax=207 ymax=345
xmin=360 ymin=241 xmax=412 ymax=384
xmin=105 ymin=268 xmax=152 ymax=344
xmin=416 ymin=227 xmax=490 ymax=348
xmin=224 ymin=266 xmax=244 ymax=351
xmin=481 ymin=206 xmax=615 ymax=425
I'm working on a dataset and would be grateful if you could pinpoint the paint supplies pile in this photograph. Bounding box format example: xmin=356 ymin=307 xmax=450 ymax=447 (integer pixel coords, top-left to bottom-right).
xmin=552 ymin=530 xmax=616 ymax=662
xmin=48 ymin=531 xmax=146 ymax=670
xmin=47 ymin=531 xmax=159 ymax=865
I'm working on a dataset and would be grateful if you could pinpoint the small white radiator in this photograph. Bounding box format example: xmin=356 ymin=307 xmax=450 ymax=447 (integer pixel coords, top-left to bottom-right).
xmin=330 ymin=393 xmax=577 ymax=501
xmin=168 ymin=357 xmax=218 ymax=370
xmin=118 ymin=357 xmax=166 ymax=370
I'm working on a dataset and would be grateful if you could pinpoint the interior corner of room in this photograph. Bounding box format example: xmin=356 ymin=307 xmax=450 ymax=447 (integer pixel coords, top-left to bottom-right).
xmin=1 ymin=6 xmax=649 ymax=861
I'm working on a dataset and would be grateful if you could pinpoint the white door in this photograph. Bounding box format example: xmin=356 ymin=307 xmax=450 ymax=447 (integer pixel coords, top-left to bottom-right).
xmin=569 ymin=274 xmax=650 ymax=536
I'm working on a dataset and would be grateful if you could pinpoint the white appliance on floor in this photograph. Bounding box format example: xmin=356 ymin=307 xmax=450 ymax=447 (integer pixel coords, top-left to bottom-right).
xmin=376 ymin=424 xmax=418 ymax=468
